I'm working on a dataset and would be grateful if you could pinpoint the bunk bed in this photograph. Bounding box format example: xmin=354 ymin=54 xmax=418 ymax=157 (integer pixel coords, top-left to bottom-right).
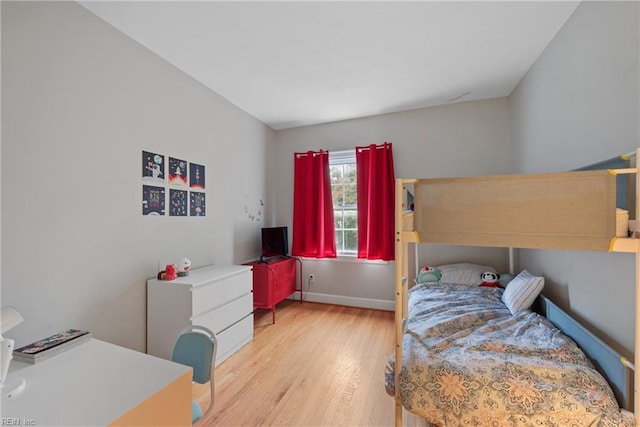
xmin=388 ymin=155 xmax=640 ymax=427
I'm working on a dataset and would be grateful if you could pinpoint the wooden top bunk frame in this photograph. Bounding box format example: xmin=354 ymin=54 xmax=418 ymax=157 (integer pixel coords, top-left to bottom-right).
xmin=393 ymin=149 xmax=640 ymax=426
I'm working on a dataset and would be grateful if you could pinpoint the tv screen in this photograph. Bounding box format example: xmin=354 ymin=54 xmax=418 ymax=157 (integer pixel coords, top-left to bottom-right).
xmin=261 ymin=226 xmax=289 ymax=258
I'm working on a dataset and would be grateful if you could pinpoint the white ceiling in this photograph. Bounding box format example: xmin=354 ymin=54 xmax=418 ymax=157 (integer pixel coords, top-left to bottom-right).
xmin=79 ymin=1 xmax=580 ymax=130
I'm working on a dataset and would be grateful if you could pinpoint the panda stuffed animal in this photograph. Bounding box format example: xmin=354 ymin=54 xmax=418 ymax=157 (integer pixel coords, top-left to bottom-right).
xmin=479 ymin=271 xmax=502 ymax=288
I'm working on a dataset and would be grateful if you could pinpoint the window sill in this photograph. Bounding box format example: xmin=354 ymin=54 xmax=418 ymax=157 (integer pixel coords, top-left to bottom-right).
xmin=298 ymin=255 xmax=390 ymax=265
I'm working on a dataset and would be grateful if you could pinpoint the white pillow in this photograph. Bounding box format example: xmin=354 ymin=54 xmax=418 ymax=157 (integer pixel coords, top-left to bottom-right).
xmin=435 ymin=263 xmax=496 ymax=286
xmin=502 ymin=270 xmax=544 ymax=315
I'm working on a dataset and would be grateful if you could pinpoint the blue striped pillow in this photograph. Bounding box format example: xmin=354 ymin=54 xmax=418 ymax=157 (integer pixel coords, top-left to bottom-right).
xmin=502 ymin=270 xmax=544 ymax=315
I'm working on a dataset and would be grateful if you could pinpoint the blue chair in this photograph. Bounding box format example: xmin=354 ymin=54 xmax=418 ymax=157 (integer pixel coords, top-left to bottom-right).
xmin=171 ymin=325 xmax=218 ymax=424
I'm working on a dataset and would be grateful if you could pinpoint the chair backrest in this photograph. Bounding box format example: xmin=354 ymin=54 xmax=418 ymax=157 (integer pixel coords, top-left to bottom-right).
xmin=171 ymin=325 xmax=217 ymax=384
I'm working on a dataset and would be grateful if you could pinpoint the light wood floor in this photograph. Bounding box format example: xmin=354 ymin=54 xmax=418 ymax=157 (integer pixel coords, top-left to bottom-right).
xmin=193 ymin=300 xmax=426 ymax=426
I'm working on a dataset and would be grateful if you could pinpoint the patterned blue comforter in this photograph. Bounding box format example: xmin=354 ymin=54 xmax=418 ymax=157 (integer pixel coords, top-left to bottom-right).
xmin=385 ymin=283 xmax=634 ymax=426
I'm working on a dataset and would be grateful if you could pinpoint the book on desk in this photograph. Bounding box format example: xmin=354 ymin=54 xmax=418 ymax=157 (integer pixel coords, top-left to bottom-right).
xmin=13 ymin=328 xmax=91 ymax=364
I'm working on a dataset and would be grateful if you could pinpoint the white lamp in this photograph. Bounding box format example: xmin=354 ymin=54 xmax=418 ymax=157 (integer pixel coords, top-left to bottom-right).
xmin=1 ymin=306 xmax=26 ymax=399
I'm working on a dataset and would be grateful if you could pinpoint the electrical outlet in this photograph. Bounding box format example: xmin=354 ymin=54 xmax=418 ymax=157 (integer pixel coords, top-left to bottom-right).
xmin=309 ymin=273 xmax=315 ymax=282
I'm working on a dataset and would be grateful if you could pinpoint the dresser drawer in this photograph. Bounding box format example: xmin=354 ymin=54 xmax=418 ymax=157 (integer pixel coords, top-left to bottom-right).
xmin=214 ymin=314 xmax=253 ymax=365
xmin=194 ymin=292 xmax=252 ymax=333
xmin=192 ymin=270 xmax=251 ymax=316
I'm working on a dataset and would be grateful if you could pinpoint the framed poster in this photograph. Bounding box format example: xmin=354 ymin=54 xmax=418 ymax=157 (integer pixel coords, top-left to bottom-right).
xmin=168 ymin=157 xmax=188 ymax=186
xmin=142 ymin=151 xmax=205 ymax=218
xmin=142 ymin=151 xmax=165 ymax=183
xmin=190 ymin=192 xmax=206 ymax=216
xmin=189 ymin=162 xmax=205 ymax=190
xmin=142 ymin=185 xmax=165 ymax=215
xmin=169 ymin=189 xmax=188 ymax=216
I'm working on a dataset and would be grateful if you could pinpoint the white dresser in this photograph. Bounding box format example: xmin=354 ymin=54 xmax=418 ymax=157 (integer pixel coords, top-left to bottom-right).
xmin=147 ymin=264 xmax=253 ymax=365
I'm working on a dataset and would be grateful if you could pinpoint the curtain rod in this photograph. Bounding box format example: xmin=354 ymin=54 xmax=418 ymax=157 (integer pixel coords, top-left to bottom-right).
xmin=295 ymin=142 xmax=393 ymax=157
xmin=295 ymin=150 xmax=328 ymax=159
xmin=356 ymin=142 xmax=393 ymax=153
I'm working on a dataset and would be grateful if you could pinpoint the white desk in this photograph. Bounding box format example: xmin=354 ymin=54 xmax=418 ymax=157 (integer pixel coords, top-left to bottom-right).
xmin=2 ymin=339 xmax=192 ymax=426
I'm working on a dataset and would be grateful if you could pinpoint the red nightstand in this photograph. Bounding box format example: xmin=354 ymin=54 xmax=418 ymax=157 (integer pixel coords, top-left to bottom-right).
xmin=244 ymin=257 xmax=302 ymax=324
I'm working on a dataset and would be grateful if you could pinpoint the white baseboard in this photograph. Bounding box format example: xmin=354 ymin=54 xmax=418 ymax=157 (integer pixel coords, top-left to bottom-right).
xmin=288 ymin=291 xmax=394 ymax=311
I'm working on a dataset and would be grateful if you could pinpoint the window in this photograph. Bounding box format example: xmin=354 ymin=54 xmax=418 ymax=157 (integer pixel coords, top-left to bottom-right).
xmin=330 ymin=150 xmax=357 ymax=255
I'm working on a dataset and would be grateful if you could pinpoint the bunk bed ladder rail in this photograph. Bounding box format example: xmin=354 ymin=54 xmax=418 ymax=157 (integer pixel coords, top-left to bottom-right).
xmin=610 ymin=157 xmax=640 ymax=419
xmin=395 ymin=179 xmax=415 ymax=427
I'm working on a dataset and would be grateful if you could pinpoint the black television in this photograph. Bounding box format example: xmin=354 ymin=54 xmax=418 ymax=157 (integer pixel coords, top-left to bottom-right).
xmin=261 ymin=226 xmax=289 ymax=258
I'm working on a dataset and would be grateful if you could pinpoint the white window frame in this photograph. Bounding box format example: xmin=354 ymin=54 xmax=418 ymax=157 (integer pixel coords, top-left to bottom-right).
xmin=329 ymin=150 xmax=357 ymax=256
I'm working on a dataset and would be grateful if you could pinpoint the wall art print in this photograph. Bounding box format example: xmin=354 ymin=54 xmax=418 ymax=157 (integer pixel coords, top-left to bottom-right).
xmin=169 ymin=189 xmax=188 ymax=216
xmin=142 ymin=185 xmax=165 ymax=216
xmin=168 ymin=157 xmax=188 ymax=186
xmin=142 ymin=150 xmax=205 ymax=217
xmin=244 ymin=195 xmax=263 ymax=221
xmin=142 ymin=151 xmax=165 ymax=183
xmin=189 ymin=162 xmax=205 ymax=190
xmin=190 ymin=192 xmax=206 ymax=216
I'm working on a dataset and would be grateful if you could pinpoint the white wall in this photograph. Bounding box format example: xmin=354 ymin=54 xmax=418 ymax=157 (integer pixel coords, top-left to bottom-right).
xmin=1 ymin=1 xmax=275 ymax=351
xmin=274 ymin=98 xmax=512 ymax=309
xmin=509 ymin=1 xmax=639 ymax=356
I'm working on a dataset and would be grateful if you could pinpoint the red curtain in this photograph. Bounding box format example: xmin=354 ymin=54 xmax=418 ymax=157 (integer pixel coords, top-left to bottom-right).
xmin=356 ymin=142 xmax=395 ymax=260
xmin=292 ymin=150 xmax=337 ymax=258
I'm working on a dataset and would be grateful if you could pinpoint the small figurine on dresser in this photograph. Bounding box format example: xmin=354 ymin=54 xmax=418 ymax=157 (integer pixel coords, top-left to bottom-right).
xmin=176 ymin=258 xmax=191 ymax=276
xmin=157 ymin=264 xmax=177 ymax=280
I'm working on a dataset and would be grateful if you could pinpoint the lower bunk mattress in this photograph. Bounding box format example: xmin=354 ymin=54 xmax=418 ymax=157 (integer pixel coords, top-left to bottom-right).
xmin=385 ymin=283 xmax=634 ymax=426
